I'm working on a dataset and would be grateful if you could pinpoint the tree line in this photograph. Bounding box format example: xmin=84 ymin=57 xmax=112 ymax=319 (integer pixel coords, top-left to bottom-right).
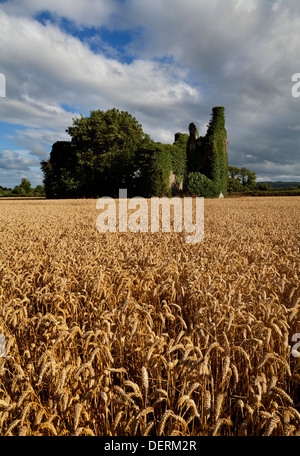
xmin=0 ymin=178 xmax=45 ymax=197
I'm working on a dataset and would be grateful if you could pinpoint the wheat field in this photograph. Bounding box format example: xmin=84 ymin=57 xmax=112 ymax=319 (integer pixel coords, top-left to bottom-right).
xmin=0 ymin=196 xmax=299 ymax=436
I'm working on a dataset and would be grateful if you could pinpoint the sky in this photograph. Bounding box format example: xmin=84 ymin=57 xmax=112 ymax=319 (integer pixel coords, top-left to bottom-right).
xmin=0 ymin=0 xmax=299 ymax=188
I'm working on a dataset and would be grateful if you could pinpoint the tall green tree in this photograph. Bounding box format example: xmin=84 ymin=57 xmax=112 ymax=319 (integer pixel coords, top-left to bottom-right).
xmin=67 ymin=109 xmax=150 ymax=197
xmin=228 ymin=166 xmax=241 ymax=179
xmin=240 ymin=167 xmax=256 ymax=189
xmin=41 ymin=141 xmax=79 ymax=198
xmin=227 ymin=166 xmax=257 ymax=193
xmin=12 ymin=178 xmax=34 ymax=196
xmin=41 ymin=109 xmax=151 ymax=198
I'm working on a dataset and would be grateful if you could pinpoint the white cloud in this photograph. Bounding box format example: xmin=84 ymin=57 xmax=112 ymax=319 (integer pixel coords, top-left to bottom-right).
xmin=12 ymin=128 xmax=70 ymax=159
xmin=0 ymin=9 xmax=200 ymax=136
xmin=0 ymin=149 xmax=39 ymax=169
xmin=235 ymin=0 xmax=257 ymax=13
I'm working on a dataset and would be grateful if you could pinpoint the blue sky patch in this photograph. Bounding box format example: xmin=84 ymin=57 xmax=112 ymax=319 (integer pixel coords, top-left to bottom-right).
xmin=34 ymin=10 xmax=136 ymax=63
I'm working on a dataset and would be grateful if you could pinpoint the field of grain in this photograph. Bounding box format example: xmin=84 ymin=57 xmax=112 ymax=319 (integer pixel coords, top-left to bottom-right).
xmin=0 ymin=196 xmax=299 ymax=436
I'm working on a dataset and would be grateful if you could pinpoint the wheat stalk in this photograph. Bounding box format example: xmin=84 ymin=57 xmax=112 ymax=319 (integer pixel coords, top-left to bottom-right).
xmin=214 ymin=394 xmax=224 ymax=421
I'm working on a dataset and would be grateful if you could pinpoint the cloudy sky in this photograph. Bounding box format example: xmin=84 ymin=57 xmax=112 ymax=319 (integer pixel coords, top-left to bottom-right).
xmin=0 ymin=0 xmax=299 ymax=188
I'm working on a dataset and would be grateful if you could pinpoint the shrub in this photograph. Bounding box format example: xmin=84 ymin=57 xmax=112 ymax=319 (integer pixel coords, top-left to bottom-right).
xmin=185 ymin=172 xmax=218 ymax=197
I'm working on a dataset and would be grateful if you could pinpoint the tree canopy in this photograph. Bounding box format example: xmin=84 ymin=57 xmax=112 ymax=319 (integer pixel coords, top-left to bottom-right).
xmin=41 ymin=108 xmax=189 ymax=199
xmin=227 ymin=166 xmax=257 ymax=193
xmin=41 ymin=109 xmax=153 ymax=198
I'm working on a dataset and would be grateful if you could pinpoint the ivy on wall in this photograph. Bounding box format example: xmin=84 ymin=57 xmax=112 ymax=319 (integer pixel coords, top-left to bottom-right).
xmin=137 ymin=107 xmax=228 ymax=198
xmin=186 ymin=107 xmax=228 ymax=197
xmin=205 ymin=107 xmax=228 ymax=196
xmin=136 ymin=134 xmax=188 ymax=197
xmin=170 ymin=134 xmax=189 ymax=188
xmin=135 ymin=142 xmax=173 ymax=197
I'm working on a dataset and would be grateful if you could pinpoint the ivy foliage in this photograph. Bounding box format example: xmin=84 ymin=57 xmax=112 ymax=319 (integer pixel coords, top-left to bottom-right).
xmin=136 ymin=133 xmax=189 ymax=197
xmin=186 ymin=107 xmax=228 ymax=197
xmin=135 ymin=142 xmax=172 ymax=197
xmin=171 ymin=134 xmax=189 ymax=187
xmin=206 ymin=107 xmax=228 ymax=196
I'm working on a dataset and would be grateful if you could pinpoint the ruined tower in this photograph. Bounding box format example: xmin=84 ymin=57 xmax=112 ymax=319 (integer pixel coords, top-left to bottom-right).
xmin=183 ymin=107 xmax=228 ymax=196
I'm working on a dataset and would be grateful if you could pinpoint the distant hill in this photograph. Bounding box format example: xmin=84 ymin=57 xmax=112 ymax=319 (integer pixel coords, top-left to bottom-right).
xmin=257 ymin=181 xmax=300 ymax=189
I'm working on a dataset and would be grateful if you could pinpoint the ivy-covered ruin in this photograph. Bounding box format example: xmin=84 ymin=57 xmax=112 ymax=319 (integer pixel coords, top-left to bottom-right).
xmin=41 ymin=106 xmax=228 ymax=198
xmin=173 ymin=106 xmax=228 ymax=197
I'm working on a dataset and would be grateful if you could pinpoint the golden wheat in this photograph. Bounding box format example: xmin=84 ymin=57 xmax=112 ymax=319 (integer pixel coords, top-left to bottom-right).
xmin=0 ymin=196 xmax=299 ymax=435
